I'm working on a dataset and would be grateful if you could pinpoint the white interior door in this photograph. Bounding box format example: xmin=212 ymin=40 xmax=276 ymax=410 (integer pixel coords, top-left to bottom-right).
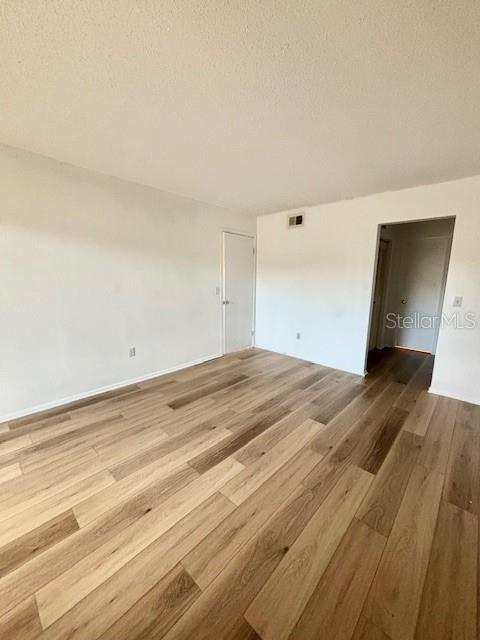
xmin=396 ymin=235 xmax=450 ymax=353
xmin=223 ymin=232 xmax=255 ymax=353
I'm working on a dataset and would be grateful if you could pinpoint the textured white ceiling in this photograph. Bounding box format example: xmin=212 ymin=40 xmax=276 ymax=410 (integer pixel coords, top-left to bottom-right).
xmin=1 ymin=1 xmax=480 ymax=214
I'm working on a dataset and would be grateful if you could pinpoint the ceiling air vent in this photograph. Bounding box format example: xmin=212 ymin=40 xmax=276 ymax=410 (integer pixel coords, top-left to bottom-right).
xmin=287 ymin=213 xmax=304 ymax=228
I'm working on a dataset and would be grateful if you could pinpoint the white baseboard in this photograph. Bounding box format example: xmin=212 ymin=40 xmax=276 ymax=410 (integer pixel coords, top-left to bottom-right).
xmin=1 ymin=352 xmax=223 ymax=423
xmin=256 ymin=342 xmax=480 ymax=406
xmin=253 ymin=344 xmax=365 ymax=377
xmin=428 ymin=385 xmax=480 ymax=406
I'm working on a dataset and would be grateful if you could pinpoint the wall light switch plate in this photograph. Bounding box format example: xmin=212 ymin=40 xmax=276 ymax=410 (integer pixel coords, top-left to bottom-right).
xmin=129 ymin=347 xmax=136 ymax=357
xmin=453 ymin=296 xmax=463 ymax=308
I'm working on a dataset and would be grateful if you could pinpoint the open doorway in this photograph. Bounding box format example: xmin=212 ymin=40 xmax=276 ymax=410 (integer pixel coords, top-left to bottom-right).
xmin=366 ymin=217 xmax=455 ymax=371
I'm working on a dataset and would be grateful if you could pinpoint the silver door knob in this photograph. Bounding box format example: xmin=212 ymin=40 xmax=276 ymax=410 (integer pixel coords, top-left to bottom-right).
xmin=223 ymin=300 xmax=231 ymax=305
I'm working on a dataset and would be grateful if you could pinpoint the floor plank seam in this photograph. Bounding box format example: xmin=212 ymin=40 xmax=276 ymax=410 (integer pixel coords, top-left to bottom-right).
xmin=0 ymin=349 xmax=476 ymax=640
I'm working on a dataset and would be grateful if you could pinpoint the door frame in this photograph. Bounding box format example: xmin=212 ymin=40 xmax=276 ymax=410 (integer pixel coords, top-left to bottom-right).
xmin=369 ymin=238 xmax=392 ymax=351
xmin=221 ymin=229 xmax=257 ymax=355
xmin=364 ymin=215 xmax=456 ymax=374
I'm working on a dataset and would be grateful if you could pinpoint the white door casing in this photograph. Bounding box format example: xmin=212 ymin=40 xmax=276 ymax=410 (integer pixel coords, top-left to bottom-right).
xmin=369 ymin=239 xmax=390 ymax=350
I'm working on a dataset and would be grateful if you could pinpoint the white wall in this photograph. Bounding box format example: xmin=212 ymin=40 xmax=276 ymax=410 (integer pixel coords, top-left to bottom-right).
xmin=0 ymin=145 xmax=255 ymax=420
xmin=256 ymin=176 xmax=480 ymax=405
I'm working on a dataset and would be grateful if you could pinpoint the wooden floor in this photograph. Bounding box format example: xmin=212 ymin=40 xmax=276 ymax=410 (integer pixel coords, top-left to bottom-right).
xmin=0 ymin=348 xmax=478 ymax=640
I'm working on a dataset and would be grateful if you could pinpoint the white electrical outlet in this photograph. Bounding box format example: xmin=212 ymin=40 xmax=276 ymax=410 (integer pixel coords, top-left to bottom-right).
xmin=129 ymin=347 xmax=136 ymax=357
xmin=453 ymin=296 xmax=463 ymax=308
